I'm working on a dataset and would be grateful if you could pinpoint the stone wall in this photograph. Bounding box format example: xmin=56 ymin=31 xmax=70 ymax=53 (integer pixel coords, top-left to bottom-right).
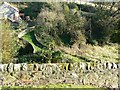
xmin=0 ymin=62 xmax=120 ymax=88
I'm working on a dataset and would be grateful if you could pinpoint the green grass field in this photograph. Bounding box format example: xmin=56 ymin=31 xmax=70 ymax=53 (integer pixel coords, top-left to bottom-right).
xmin=1 ymin=84 xmax=108 ymax=90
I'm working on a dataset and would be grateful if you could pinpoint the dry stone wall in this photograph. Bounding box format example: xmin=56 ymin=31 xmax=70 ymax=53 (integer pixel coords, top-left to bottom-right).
xmin=0 ymin=62 xmax=120 ymax=88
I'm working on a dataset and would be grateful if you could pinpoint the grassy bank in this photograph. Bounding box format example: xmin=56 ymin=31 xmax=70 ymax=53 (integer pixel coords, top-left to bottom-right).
xmin=1 ymin=84 xmax=107 ymax=90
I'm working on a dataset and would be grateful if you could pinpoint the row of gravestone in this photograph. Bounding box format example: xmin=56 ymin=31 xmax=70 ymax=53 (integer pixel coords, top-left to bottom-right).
xmin=0 ymin=62 xmax=120 ymax=73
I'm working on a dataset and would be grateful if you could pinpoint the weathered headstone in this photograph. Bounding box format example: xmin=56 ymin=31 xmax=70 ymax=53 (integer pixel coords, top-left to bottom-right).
xmin=13 ymin=64 xmax=21 ymax=72
xmin=0 ymin=64 xmax=4 ymax=72
xmin=21 ymin=63 xmax=28 ymax=71
xmin=7 ymin=63 xmax=13 ymax=73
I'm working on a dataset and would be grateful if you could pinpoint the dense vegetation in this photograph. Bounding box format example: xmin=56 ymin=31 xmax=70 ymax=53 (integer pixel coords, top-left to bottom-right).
xmin=1 ymin=2 xmax=120 ymax=63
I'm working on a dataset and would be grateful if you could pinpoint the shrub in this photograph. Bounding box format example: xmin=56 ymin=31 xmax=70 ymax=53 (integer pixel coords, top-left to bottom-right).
xmin=1 ymin=21 xmax=20 ymax=63
xmin=36 ymin=3 xmax=86 ymax=47
xmin=90 ymin=3 xmax=119 ymax=45
xmin=110 ymin=30 xmax=120 ymax=44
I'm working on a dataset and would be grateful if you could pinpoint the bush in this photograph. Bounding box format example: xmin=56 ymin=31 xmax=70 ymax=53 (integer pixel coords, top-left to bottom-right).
xmin=110 ymin=30 xmax=120 ymax=44
xmin=17 ymin=49 xmax=62 ymax=63
xmin=90 ymin=3 xmax=118 ymax=45
xmin=1 ymin=21 xmax=20 ymax=63
xmin=36 ymin=3 xmax=86 ymax=47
